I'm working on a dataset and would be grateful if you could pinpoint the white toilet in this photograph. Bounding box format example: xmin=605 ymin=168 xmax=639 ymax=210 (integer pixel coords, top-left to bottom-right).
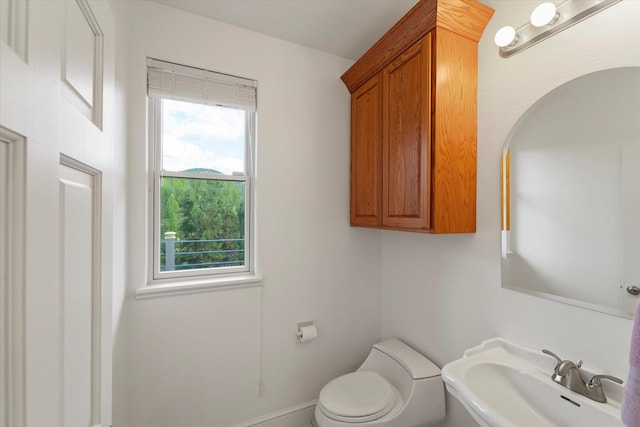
xmin=315 ymin=339 xmax=445 ymax=427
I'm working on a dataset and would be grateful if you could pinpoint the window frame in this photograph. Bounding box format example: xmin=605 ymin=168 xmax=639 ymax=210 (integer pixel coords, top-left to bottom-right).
xmin=146 ymin=60 xmax=257 ymax=285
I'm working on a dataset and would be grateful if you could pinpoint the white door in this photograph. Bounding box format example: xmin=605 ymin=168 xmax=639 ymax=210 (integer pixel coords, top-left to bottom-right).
xmin=0 ymin=1 xmax=115 ymax=426
xmin=0 ymin=128 xmax=26 ymax=427
xmin=622 ymin=143 xmax=640 ymax=314
xmin=59 ymin=160 xmax=103 ymax=427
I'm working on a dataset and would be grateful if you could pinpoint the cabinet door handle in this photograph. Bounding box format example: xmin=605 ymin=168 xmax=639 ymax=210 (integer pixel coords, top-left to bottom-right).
xmin=626 ymin=286 xmax=640 ymax=296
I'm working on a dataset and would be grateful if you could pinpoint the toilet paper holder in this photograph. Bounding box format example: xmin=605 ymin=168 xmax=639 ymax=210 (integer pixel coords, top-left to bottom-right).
xmin=297 ymin=320 xmax=318 ymax=343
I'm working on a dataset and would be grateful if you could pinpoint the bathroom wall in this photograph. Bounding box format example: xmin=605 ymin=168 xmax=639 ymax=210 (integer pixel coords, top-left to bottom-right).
xmin=112 ymin=1 xmax=381 ymax=426
xmin=380 ymin=1 xmax=640 ymax=426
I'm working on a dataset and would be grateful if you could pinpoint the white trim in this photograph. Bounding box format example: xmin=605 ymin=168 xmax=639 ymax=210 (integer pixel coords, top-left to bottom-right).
xmin=0 ymin=0 xmax=28 ymax=62
xmin=60 ymin=0 xmax=104 ymax=129
xmin=135 ymin=274 xmax=263 ymax=299
xmin=161 ymin=170 xmax=248 ymax=181
xmin=226 ymin=400 xmax=316 ymax=427
xmin=58 ymin=155 xmax=103 ymax=427
xmin=146 ymin=71 xmax=257 ymax=285
xmin=149 ymin=96 xmax=161 ymax=283
xmin=0 ymin=127 xmax=26 ymax=427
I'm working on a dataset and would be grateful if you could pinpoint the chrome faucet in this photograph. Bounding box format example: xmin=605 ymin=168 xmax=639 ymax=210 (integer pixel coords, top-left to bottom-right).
xmin=542 ymin=349 xmax=623 ymax=403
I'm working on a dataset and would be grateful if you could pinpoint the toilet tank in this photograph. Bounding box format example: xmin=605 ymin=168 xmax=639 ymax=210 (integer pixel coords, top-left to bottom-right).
xmin=372 ymin=339 xmax=441 ymax=378
xmin=359 ymin=339 xmax=445 ymax=425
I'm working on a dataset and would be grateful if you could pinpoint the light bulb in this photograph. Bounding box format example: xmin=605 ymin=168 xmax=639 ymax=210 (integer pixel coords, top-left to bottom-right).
xmin=494 ymin=26 xmax=517 ymax=48
xmin=530 ymin=2 xmax=558 ymax=27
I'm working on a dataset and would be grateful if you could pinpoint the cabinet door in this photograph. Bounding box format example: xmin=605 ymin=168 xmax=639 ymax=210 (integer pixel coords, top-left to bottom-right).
xmin=382 ymin=35 xmax=431 ymax=230
xmin=351 ymin=74 xmax=383 ymax=226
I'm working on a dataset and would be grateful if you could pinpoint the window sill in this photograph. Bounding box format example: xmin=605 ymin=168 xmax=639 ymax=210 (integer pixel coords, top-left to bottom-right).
xmin=135 ymin=274 xmax=263 ymax=299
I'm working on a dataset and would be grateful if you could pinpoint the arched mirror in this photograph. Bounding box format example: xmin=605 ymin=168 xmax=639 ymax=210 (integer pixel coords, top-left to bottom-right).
xmin=501 ymin=67 xmax=640 ymax=318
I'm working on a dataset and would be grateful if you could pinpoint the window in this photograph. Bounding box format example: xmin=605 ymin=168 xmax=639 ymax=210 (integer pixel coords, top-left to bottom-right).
xmin=147 ymin=58 xmax=257 ymax=282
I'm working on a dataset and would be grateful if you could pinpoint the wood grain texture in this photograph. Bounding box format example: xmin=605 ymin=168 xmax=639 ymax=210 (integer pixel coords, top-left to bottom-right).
xmin=436 ymin=0 xmax=495 ymax=42
xmin=351 ymin=75 xmax=383 ymax=226
xmin=345 ymin=0 xmax=494 ymax=234
xmin=341 ymin=0 xmax=493 ymax=94
xmin=382 ymin=36 xmax=431 ymax=230
xmin=431 ymin=28 xmax=478 ymax=233
xmin=341 ymin=0 xmax=437 ymax=93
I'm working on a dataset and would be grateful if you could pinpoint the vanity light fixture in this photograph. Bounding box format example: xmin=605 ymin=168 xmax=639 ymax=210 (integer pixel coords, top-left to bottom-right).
xmin=495 ymin=0 xmax=621 ymax=58
xmin=530 ymin=2 xmax=559 ymax=27
xmin=494 ymin=25 xmax=518 ymax=48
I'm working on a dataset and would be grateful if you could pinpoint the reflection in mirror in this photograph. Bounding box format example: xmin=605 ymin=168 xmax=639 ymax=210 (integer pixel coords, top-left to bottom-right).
xmin=501 ymin=67 xmax=640 ymax=319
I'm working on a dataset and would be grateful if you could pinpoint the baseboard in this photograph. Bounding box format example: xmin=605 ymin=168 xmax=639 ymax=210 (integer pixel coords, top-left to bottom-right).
xmin=228 ymin=399 xmax=317 ymax=427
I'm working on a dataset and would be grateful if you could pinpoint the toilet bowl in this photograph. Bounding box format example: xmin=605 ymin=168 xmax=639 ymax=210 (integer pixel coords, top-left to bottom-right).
xmin=315 ymin=339 xmax=445 ymax=427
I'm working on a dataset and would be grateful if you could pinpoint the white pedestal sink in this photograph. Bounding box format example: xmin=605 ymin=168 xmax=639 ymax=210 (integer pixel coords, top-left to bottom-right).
xmin=442 ymin=338 xmax=624 ymax=427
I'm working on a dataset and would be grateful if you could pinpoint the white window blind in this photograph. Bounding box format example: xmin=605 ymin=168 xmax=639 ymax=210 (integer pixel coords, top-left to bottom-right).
xmin=147 ymin=58 xmax=257 ymax=112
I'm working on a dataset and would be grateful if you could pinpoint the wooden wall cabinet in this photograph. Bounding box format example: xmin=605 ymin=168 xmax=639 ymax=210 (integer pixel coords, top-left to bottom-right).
xmin=343 ymin=0 xmax=494 ymax=234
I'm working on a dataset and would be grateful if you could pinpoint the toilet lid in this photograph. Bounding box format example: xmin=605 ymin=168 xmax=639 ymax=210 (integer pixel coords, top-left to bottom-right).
xmin=318 ymin=371 xmax=397 ymax=421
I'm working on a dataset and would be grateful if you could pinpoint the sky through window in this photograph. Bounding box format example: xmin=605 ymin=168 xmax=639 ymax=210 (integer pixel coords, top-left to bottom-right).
xmin=161 ymin=99 xmax=246 ymax=175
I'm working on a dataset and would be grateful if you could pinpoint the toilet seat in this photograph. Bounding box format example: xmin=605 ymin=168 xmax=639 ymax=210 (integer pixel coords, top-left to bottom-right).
xmin=318 ymin=371 xmax=398 ymax=423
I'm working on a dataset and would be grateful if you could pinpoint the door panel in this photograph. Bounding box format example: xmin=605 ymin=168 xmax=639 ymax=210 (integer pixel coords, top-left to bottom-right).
xmin=382 ymin=36 xmax=431 ymax=230
xmin=351 ymin=75 xmax=382 ymax=226
xmin=0 ymin=130 xmax=26 ymax=427
xmin=0 ymin=1 xmax=114 ymax=425
xmin=1 ymin=140 xmax=7 ymax=427
xmin=59 ymin=162 xmax=101 ymax=427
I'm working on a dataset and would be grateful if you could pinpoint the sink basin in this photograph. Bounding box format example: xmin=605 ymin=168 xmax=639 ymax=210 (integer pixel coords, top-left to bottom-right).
xmin=442 ymin=338 xmax=624 ymax=427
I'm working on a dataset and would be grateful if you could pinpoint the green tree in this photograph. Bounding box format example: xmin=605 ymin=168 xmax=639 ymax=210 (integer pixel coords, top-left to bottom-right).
xmin=160 ymin=176 xmax=245 ymax=270
xmin=163 ymin=192 xmax=179 ymax=233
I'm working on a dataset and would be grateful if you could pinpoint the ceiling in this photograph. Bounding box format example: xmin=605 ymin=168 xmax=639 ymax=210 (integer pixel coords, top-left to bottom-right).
xmin=149 ymin=0 xmax=421 ymax=60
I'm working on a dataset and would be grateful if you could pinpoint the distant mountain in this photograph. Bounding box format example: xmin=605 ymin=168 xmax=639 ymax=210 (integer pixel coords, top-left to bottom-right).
xmin=183 ymin=168 xmax=222 ymax=174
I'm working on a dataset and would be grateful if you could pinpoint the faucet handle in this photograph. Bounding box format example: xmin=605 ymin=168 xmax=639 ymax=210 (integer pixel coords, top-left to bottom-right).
xmin=586 ymin=374 xmax=623 ymax=403
xmin=542 ymin=350 xmax=583 ymax=369
xmin=542 ymin=349 xmax=562 ymax=364
xmin=588 ymin=374 xmax=623 ymax=387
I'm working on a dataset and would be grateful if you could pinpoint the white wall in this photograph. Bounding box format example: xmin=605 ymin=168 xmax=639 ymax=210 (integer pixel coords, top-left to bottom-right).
xmin=380 ymin=1 xmax=640 ymax=426
xmin=112 ymin=2 xmax=381 ymax=426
